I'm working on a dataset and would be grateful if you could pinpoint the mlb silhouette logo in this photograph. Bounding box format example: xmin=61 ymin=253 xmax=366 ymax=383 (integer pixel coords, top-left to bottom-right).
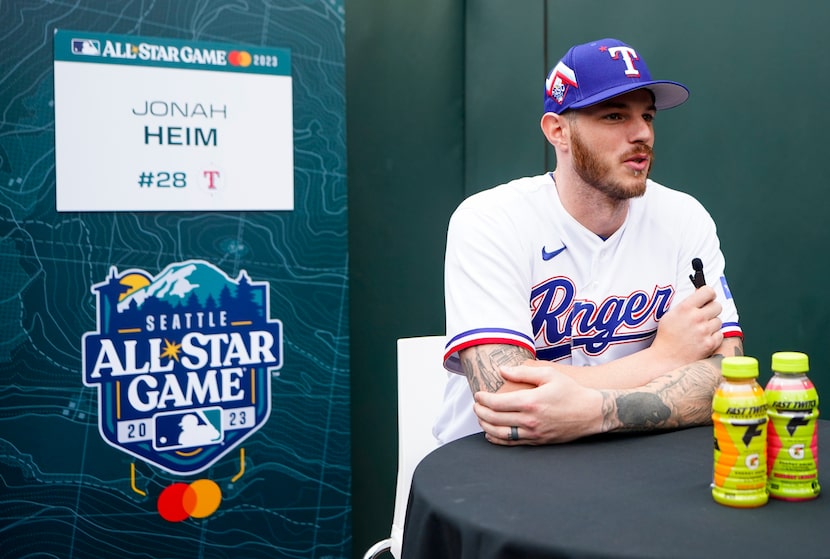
xmin=71 ymin=39 xmax=101 ymax=56
xmin=154 ymin=408 xmax=224 ymax=451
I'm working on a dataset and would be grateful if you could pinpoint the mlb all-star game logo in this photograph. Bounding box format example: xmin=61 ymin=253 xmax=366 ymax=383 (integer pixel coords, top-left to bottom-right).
xmin=82 ymin=260 xmax=282 ymax=475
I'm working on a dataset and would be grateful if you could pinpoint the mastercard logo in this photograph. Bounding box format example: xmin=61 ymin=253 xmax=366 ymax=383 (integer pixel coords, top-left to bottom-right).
xmin=157 ymin=478 xmax=222 ymax=522
xmin=228 ymin=50 xmax=252 ymax=67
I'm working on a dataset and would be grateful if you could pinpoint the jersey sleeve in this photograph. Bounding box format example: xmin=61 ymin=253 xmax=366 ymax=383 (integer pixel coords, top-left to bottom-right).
xmin=443 ymin=195 xmax=537 ymax=373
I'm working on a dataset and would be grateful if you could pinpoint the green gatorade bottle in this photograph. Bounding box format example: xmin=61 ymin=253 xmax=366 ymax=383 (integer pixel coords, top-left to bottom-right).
xmin=711 ymin=356 xmax=768 ymax=508
xmin=765 ymin=351 xmax=820 ymax=501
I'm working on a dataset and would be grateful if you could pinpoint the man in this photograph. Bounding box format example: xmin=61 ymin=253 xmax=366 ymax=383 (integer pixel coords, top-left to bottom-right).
xmin=434 ymin=38 xmax=743 ymax=446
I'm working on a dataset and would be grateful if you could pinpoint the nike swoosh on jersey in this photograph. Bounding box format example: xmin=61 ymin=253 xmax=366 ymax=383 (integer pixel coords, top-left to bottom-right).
xmin=541 ymin=244 xmax=567 ymax=261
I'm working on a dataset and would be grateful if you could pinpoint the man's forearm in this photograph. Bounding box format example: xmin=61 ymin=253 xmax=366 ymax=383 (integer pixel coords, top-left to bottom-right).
xmin=555 ymin=346 xmax=689 ymax=390
xmin=598 ymin=338 xmax=744 ymax=433
xmin=460 ymin=338 xmax=744 ymax=437
xmin=460 ymin=344 xmax=534 ymax=393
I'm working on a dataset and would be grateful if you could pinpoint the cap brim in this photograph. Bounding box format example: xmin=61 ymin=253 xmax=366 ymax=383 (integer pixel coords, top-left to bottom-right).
xmin=568 ymin=80 xmax=689 ymax=111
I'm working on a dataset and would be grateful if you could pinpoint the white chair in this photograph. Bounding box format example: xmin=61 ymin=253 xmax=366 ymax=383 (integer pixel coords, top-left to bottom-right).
xmin=362 ymin=335 xmax=448 ymax=559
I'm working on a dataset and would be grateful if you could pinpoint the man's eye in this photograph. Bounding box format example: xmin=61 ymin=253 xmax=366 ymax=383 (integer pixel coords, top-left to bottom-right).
xmin=643 ymin=113 xmax=655 ymax=123
xmin=604 ymin=113 xmax=622 ymax=120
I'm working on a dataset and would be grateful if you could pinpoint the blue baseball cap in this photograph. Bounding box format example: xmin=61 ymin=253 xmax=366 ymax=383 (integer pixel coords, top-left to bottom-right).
xmin=544 ymin=38 xmax=689 ymax=115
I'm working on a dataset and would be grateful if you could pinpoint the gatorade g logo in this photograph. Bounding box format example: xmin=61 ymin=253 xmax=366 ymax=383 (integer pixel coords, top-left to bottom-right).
xmin=745 ymin=453 xmax=761 ymax=470
xmin=789 ymin=444 xmax=806 ymax=459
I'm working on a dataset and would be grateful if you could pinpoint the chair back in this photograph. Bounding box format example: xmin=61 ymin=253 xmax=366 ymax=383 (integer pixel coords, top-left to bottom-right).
xmin=389 ymin=335 xmax=448 ymax=558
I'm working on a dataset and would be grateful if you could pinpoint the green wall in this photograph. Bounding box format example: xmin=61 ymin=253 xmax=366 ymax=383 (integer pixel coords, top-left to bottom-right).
xmin=347 ymin=2 xmax=464 ymax=555
xmin=347 ymin=2 xmax=545 ymax=555
xmin=349 ymin=1 xmax=830 ymax=556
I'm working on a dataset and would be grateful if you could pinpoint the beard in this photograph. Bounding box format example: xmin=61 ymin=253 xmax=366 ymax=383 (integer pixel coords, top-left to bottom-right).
xmin=570 ymin=126 xmax=653 ymax=200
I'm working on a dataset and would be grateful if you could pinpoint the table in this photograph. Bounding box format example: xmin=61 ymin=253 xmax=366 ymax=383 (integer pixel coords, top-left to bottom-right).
xmin=401 ymin=422 xmax=830 ymax=559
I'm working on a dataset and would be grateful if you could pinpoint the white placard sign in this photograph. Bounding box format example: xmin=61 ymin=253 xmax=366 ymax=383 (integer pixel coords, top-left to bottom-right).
xmin=53 ymin=30 xmax=293 ymax=212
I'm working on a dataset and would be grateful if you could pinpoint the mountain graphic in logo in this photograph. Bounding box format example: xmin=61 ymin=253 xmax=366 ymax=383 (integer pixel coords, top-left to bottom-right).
xmin=116 ymin=261 xmax=263 ymax=312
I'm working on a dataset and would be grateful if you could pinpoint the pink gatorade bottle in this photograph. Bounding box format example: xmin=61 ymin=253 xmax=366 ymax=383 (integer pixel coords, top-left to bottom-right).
xmin=765 ymin=351 xmax=820 ymax=501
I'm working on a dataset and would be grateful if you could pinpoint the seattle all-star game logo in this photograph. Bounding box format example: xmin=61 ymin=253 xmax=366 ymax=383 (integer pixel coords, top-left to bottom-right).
xmin=82 ymin=260 xmax=282 ymax=521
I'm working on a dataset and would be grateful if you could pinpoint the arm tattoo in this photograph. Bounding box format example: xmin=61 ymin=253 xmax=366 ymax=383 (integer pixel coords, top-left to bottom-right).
xmin=460 ymin=345 xmax=532 ymax=393
xmin=600 ymin=341 xmax=743 ymax=433
xmin=615 ymin=393 xmax=671 ymax=427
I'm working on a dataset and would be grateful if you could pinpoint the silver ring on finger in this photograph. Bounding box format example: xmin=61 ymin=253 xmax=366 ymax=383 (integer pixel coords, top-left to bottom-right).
xmin=509 ymin=426 xmax=519 ymax=441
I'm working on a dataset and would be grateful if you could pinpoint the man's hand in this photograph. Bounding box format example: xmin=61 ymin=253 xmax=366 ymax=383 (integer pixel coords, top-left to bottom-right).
xmin=649 ymin=285 xmax=723 ymax=368
xmin=473 ymin=363 xmax=604 ymax=445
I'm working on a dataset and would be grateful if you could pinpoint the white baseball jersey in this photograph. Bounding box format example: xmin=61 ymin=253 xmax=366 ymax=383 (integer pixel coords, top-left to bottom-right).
xmin=434 ymin=173 xmax=742 ymax=444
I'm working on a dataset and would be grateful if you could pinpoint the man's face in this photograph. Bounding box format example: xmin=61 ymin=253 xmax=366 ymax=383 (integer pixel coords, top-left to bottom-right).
xmin=567 ymin=89 xmax=656 ymax=200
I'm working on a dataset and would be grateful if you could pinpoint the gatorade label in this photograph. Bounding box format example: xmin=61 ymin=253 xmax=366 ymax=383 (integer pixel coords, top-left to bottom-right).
xmin=766 ymin=377 xmax=820 ymax=500
xmin=712 ymin=385 xmax=768 ymax=507
xmin=713 ymin=417 xmax=767 ymax=490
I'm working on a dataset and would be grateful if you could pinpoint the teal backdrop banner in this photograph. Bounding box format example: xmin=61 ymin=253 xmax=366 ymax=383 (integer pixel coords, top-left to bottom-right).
xmin=0 ymin=2 xmax=349 ymax=558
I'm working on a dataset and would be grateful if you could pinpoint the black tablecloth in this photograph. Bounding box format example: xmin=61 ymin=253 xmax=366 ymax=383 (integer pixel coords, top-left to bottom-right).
xmin=402 ymin=422 xmax=830 ymax=559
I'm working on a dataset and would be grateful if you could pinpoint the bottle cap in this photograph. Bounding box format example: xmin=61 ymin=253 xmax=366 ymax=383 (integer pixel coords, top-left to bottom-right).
xmin=721 ymin=356 xmax=759 ymax=379
xmin=771 ymin=351 xmax=809 ymax=374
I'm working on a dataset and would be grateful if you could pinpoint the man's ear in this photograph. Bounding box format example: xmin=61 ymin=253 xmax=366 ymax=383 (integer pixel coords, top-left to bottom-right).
xmin=540 ymin=112 xmax=569 ymax=151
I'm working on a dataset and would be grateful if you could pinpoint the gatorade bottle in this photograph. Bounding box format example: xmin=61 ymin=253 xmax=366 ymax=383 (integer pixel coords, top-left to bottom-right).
xmin=711 ymin=356 xmax=768 ymax=507
xmin=765 ymin=351 xmax=820 ymax=501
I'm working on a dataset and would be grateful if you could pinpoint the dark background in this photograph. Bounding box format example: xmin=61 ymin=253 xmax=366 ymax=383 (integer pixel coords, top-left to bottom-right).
xmin=348 ymin=1 xmax=830 ymax=556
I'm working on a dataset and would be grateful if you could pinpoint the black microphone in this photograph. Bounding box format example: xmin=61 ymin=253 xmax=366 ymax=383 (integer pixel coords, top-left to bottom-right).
xmin=689 ymin=258 xmax=706 ymax=289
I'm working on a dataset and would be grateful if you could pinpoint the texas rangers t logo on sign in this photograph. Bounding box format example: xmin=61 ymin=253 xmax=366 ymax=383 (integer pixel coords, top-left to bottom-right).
xmin=82 ymin=260 xmax=283 ymax=475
